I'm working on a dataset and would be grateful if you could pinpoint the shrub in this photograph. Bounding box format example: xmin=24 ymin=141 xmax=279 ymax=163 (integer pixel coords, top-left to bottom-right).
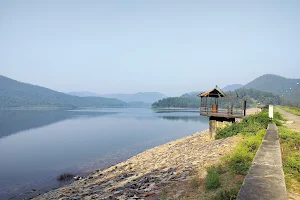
xmin=214 ymin=188 xmax=238 ymax=200
xmin=274 ymin=111 xmax=285 ymax=121
xmin=205 ymin=167 xmax=221 ymax=190
xmin=57 ymin=173 xmax=74 ymax=181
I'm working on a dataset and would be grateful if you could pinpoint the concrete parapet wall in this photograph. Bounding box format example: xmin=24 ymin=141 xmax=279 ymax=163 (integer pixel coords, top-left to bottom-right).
xmin=237 ymin=123 xmax=287 ymax=200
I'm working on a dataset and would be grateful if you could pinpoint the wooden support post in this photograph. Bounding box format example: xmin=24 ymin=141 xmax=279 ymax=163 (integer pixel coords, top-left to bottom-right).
xmin=243 ymin=100 xmax=247 ymax=116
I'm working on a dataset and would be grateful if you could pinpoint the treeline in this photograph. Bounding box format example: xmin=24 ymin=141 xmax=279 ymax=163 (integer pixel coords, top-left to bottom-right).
xmin=0 ymin=93 xmax=130 ymax=109
xmin=152 ymin=97 xmax=199 ymax=108
xmin=152 ymin=88 xmax=281 ymax=108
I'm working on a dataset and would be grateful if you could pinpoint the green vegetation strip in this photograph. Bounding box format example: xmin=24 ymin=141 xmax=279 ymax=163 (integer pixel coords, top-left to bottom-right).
xmin=160 ymin=108 xmax=299 ymax=199
xmin=204 ymin=108 xmax=299 ymax=199
xmin=187 ymin=109 xmax=271 ymax=200
xmin=278 ymin=126 xmax=300 ymax=193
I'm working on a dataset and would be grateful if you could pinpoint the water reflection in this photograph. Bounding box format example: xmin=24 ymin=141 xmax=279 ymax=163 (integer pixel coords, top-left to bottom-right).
xmin=154 ymin=109 xmax=199 ymax=113
xmin=0 ymin=108 xmax=208 ymax=200
xmin=0 ymin=110 xmax=117 ymax=139
xmin=158 ymin=115 xmax=208 ymax=122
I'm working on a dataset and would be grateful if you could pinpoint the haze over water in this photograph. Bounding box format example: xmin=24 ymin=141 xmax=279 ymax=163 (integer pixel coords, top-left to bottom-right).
xmin=0 ymin=108 xmax=208 ymax=199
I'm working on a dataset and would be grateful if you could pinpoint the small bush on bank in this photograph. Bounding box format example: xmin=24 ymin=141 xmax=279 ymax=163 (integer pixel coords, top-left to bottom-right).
xmin=214 ymin=188 xmax=238 ymax=200
xmin=57 ymin=173 xmax=74 ymax=181
xmin=205 ymin=167 xmax=221 ymax=190
xmin=274 ymin=111 xmax=285 ymax=121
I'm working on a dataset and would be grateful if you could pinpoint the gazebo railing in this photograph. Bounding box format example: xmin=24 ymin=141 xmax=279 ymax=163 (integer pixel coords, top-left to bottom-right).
xmin=200 ymin=106 xmax=244 ymax=118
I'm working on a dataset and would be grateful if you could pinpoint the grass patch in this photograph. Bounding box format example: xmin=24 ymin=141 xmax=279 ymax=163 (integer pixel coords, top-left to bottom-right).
xmin=56 ymin=173 xmax=74 ymax=182
xmin=280 ymin=106 xmax=300 ymax=116
xmin=214 ymin=188 xmax=238 ymax=200
xmin=204 ymin=167 xmax=221 ymax=190
xmin=224 ymin=129 xmax=266 ymax=175
xmin=278 ymin=126 xmax=300 ymax=193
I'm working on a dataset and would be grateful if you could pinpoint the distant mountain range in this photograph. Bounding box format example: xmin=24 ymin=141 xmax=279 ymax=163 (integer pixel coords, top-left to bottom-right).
xmin=0 ymin=75 xmax=147 ymax=109
xmin=68 ymin=91 xmax=99 ymax=97
xmin=68 ymin=91 xmax=167 ymax=104
xmin=180 ymin=92 xmax=201 ymax=98
xmin=222 ymin=84 xmax=243 ymax=92
xmin=1 ymin=74 xmax=299 ymax=109
xmin=221 ymin=74 xmax=300 ymax=96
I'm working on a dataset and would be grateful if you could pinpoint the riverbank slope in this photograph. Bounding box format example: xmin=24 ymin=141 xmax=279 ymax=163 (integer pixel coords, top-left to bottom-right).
xmin=33 ymin=129 xmax=240 ymax=200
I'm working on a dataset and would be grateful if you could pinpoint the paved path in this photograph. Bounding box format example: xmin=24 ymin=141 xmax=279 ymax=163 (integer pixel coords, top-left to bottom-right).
xmin=276 ymin=107 xmax=300 ymax=132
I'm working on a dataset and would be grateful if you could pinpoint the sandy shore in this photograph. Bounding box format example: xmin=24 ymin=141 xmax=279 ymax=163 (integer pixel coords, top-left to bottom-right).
xmin=33 ymin=129 xmax=240 ymax=200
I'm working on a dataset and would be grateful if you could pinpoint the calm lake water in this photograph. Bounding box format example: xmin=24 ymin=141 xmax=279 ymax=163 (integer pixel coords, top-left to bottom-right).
xmin=0 ymin=108 xmax=208 ymax=199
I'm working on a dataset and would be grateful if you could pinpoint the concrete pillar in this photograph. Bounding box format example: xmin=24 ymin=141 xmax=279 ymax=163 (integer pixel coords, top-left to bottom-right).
xmin=209 ymin=118 xmax=216 ymax=139
xmin=209 ymin=117 xmax=235 ymax=139
xmin=269 ymin=105 xmax=274 ymax=119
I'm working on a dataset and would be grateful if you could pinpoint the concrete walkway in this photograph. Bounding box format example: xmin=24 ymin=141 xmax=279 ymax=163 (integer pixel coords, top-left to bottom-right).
xmin=237 ymin=123 xmax=287 ymax=200
xmin=276 ymin=107 xmax=300 ymax=132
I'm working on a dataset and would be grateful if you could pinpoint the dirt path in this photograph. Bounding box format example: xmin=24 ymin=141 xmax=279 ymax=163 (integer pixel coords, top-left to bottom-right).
xmin=246 ymin=108 xmax=261 ymax=116
xmin=276 ymin=107 xmax=300 ymax=132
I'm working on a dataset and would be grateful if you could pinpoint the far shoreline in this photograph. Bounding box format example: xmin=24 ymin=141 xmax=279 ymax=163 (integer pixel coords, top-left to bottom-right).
xmin=152 ymin=107 xmax=199 ymax=110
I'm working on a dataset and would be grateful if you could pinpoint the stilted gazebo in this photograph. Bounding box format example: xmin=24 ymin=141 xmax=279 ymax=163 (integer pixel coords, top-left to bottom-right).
xmin=198 ymin=86 xmax=246 ymax=138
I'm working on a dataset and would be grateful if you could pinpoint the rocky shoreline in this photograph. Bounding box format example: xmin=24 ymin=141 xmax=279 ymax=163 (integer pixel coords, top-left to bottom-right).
xmin=33 ymin=129 xmax=240 ymax=200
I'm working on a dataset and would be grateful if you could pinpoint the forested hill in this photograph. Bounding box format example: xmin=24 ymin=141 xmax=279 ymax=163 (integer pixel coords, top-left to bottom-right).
xmin=222 ymin=84 xmax=243 ymax=92
xmin=0 ymin=75 xmax=133 ymax=109
xmin=244 ymin=74 xmax=300 ymax=95
xmin=152 ymin=88 xmax=281 ymax=108
xmin=152 ymin=97 xmax=200 ymax=108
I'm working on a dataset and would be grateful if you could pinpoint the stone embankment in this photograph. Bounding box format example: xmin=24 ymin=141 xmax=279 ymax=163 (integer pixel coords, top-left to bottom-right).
xmin=34 ymin=130 xmax=240 ymax=200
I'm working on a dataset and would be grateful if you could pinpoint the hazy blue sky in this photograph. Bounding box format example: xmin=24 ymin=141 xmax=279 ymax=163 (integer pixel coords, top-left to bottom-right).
xmin=1 ymin=0 xmax=299 ymax=96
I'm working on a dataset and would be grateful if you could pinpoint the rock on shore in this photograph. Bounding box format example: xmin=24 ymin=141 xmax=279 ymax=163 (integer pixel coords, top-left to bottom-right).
xmin=33 ymin=130 xmax=240 ymax=200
